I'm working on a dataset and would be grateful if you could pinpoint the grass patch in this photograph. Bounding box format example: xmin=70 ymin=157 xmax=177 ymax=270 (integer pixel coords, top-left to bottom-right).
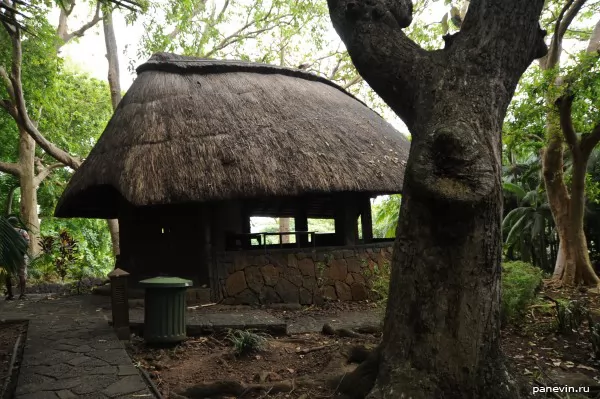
xmin=226 ymin=329 xmax=268 ymax=356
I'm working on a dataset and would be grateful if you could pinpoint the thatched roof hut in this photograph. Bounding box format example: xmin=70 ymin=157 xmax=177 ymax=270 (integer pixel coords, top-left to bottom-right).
xmin=55 ymin=53 xmax=409 ymax=219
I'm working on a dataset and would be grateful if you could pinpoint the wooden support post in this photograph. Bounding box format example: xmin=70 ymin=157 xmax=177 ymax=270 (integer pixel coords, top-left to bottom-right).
xmin=108 ymin=268 xmax=130 ymax=340
xmin=295 ymin=201 xmax=309 ymax=247
xmin=335 ymin=195 xmax=358 ymax=246
xmin=361 ymin=195 xmax=373 ymax=243
xmin=241 ymin=205 xmax=251 ymax=249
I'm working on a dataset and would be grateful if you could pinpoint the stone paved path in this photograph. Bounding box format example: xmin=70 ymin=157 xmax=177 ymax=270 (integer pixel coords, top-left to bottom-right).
xmin=286 ymin=310 xmax=382 ymax=334
xmin=100 ymin=298 xmax=381 ymax=336
xmin=0 ymin=295 xmax=153 ymax=399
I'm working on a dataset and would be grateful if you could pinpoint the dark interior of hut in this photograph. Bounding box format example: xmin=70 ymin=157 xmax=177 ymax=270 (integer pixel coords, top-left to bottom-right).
xmin=226 ymin=192 xmax=391 ymax=251
xmin=115 ymin=192 xmax=395 ymax=287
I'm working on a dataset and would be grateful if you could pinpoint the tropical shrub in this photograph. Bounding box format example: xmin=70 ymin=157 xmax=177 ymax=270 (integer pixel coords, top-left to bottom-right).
xmin=501 ymin=261 xmax=543 ymax=325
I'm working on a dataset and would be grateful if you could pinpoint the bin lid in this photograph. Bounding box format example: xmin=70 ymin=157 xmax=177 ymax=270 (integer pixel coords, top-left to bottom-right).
xmin=139 ymin=277 xmax=193 ymax=288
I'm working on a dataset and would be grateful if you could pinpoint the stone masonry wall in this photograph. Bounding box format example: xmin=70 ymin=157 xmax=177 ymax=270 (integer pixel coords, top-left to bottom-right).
xmin=216 ymin=244 xmax=393 ymax=305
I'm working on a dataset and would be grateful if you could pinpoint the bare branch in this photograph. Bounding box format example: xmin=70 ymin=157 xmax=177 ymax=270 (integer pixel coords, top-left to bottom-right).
xmin=0 ymin=160 xmax=21 ymax=176
xmin=558 ymin=0 xmax=588 ymax=39
xmin=588 ymin=18 xmax=600 ymax=53
xmin=204 ymin=14 xmax=292 ymax=57
xmin=342 ymin=75 xmax=363 ymax=90
xmin=543 ymin=0 xmax=588 ymax=69
xmin=328 ymin=57 xmax=343 ymax=80
xmin=33 ymin=162 xmax=64 ymax=187
xmin=58 ymin=1 xmax=101 ymax=48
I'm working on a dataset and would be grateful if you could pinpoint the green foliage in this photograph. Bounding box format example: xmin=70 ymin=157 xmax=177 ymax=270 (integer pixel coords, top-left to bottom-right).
xmin=0 ymin=215 xmax=28 ymax=276
xmin=502 ymin=181 xmax=554 ymax=271
xmin=554 ymin=299 xmax=588 ymax=334
xmin=29 ymin=221 xmax=112 ymax=283
xmin=226 ymin=329 xmax=268 ymax=356
xmin=501 ymin=261 xmax=543 ymax=324
xmin=368 ymin=260 xmax=391 ymax=306
xmin=373 ymin=195 xmax=401 ymax=238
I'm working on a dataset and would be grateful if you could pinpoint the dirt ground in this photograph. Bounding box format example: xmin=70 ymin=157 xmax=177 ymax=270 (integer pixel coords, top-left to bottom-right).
xmin=0 ymin=321 xmax=27 ymax=399
xmin=127 ymin=330 xmax=377 ymax=398
xmin=127 ymin=286 xmax=600 ymax=399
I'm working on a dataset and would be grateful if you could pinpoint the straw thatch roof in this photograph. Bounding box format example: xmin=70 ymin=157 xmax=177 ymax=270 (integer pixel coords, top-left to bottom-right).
xmin=55 ymin=53 xmax=410 ymax=219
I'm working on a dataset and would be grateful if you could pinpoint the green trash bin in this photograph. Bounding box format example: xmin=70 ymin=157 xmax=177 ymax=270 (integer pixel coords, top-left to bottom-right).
xmin=139 ymin=277 xmax=192 ymax=344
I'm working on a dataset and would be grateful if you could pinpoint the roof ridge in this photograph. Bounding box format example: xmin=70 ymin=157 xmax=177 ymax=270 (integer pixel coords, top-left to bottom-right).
xmin=136 ymin=52 xmax=366 ymax=105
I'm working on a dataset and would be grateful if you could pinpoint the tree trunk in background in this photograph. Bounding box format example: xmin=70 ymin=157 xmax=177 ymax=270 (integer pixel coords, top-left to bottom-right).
xmin=103 ymin=10 xmax=121 ymax=256
xmin=18 ymin=130 xmax=41 ymax=256
xmin=327 ymin=0 xmax=546 ymax=396
xmin=5 ymin=185 xmax=17 ymax=216
xmin=542 ymin=14 xmax=600 ymax=287
xmin=279 ymin=218 xmax=290 ymax=243
xmin=569 ymin=156 xmax=599 ymax=284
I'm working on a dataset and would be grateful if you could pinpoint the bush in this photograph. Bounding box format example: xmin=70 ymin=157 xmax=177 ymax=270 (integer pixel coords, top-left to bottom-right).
xmin=226 ymin=329 xmax=268 ymax=356
xmin=501 ymin=261 xmax=543 ymax=325
xmin=367 ymin=260 xmax=391 ymax=306
xmin=554 ymin=299 xmax=588 ymax=334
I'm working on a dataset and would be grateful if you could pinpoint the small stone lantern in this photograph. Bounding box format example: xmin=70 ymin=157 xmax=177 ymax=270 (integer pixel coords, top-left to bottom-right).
xmin=108 ymin=268 xmax=130 ymax=340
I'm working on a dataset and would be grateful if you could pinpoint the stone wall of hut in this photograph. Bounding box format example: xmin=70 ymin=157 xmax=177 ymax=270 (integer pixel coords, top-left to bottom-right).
xmin=214 ymin=243 xmax=393 ymax=304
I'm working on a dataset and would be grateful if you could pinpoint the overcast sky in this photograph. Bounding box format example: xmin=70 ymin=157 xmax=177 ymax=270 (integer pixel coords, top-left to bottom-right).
xmin=53 ymin=2 xmax=447 ymax=91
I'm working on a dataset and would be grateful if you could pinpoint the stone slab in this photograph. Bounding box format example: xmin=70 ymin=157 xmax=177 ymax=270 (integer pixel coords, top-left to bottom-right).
xmin=0 ymin=295 xmax=153 ymax=399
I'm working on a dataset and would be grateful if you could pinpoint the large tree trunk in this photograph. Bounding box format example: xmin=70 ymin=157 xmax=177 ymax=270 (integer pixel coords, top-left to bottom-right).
xmin=541 ymin=10 xmax=600 ymax=287
xmin=18 ymin=129 xmax=41 ymax=256
xmin=569 ymin=156 xmax=599 ymax=285
xmin=544 ymin=131 xmax=600 ymax=286
xmin=326 ymin=0 xmax=546 ymax=397
xmin=103 ymin=10 xmax=121 ymax=256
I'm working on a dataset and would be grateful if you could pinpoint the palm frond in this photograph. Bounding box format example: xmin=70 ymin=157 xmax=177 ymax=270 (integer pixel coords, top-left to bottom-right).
xmin=522 ymin=190 xmax=538 ymax=207
xmin=503 ymin=182 xmax=527 ymax=202
xmin=0 ymin=216 xmax=28 ymax=275
xmin=505 ymin=212 xmax=531 ymax=246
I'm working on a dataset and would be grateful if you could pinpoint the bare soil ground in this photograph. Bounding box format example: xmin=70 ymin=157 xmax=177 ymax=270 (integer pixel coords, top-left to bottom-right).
xmin=503 ymin=283 xmax=600 ymax=397
xmin=127 ymin=286 xmax=600 ymax=399
xmin=0 ymin=320 xmax=27 ymax=399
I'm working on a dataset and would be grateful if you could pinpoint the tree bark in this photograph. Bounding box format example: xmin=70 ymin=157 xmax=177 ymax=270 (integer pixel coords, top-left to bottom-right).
xmin=542 ymin=13 xmax=600 ymax=287
xmin=327 ymin=0 xmax=546 ymax=396
xmin=5 ymin=185 xmax=17 ymax=216
xmin=103 ymin=9 xmax=121 ymax=256
xmin=18 ymin=129 xmax=40 ymax=256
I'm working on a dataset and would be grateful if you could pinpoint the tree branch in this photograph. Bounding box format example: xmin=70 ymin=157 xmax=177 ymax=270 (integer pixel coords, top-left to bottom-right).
xmin=5 ymin=184 xmax=17 ymax=215
xmin=0 ymin=161 xmax=20 ymax=176
xmin=543 ymin=0 xmax=588 ymax=69
xmin=558 ymin=0 xmax=588 ymax=39
xmin=342 ymin=75 xmax=362 ymax=90
xmin=5 ymin=25 xmax=82 ymax=169
xmin=327 ymin=0 xmax=430 ymax=127
xmin=166 ymin=0 xmax=208 ymax=41
xmin=33 ymin=162 xmax=63 ymax=187
xmin=581 ymin=123 xmax=600 ymax=157
xmin=556 ymin=95 xmax=579 ymax=152
xmin=588 ymin=18 xmax=600 ymax=53
xmin=58 ymin=1 xmax=101 ymax=48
